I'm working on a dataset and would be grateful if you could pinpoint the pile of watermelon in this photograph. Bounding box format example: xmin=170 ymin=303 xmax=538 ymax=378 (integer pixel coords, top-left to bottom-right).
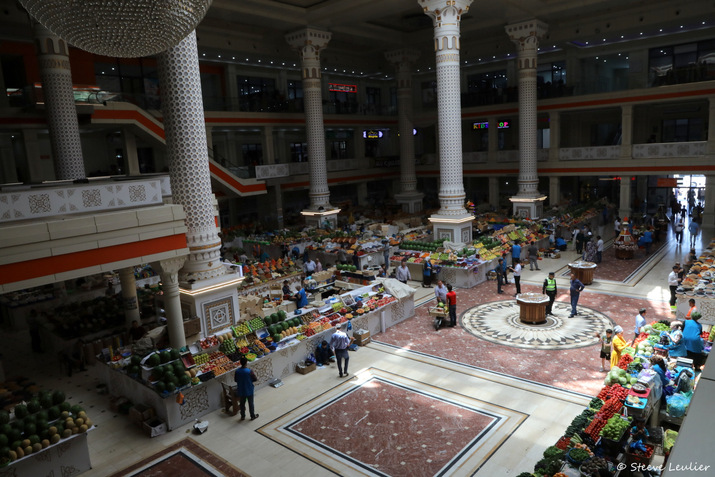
xmin=263 ymin=310 xmax=288 ymax=327
xmin=268 ymin=317 xmax=302 ymax=343
xmin=0 ymin=389 xmax=91 ymax=465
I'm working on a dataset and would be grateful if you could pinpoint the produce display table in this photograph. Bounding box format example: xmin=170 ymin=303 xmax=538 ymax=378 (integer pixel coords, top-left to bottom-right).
xmin=2 ymin=431 xmax=91 ymax=476
xmin=102 ymin=281 xmax=415 ymax=430
xmin=390 ymin=259 xmax=489 ymax=289
xmin=516 ymin=293 xmax=549 ymax=324
xmin=568 ymin=261 xmax=597 ymax=285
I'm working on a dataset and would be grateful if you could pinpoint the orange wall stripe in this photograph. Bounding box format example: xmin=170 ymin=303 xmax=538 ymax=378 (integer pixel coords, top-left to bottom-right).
xmin=280 ymin=171 xmax=400 ymax=190
xmin=0 ymin=234 xmax=188 ymax=285
xmin=92 ymin=109 xmax=165 ymax=139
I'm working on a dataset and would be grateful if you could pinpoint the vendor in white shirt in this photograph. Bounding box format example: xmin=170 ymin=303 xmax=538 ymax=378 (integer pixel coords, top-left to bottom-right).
xmin=395 ymin=259 xmax=411 ymax=284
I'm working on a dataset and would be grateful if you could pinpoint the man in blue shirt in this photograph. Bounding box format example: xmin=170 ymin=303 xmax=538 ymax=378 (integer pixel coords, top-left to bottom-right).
xmin=511 ymin=241 xmax=521 ymax=267
xmin=568 ymin=273 xmax=585 ymax=318
xmin=330 ymin=324 xmax=354 ymax=378
xmin=234 ymin=357 xmax=258 ymax=421
xmin=294 ymin=283 xmax=308 ymax=308
xmin=634 ymin=308 xmax=647 ymax=341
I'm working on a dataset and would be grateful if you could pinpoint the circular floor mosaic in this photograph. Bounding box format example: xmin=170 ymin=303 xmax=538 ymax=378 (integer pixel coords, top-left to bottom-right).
xmin=461 ymin=300 xmax=614 ymax=350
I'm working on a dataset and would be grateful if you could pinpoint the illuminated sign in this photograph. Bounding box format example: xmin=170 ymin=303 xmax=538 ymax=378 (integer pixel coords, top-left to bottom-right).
xmin=472 ymin=121 xmax=510 ymax=130
xmin=363 ymin=130 xmax=384 ymax=139
xmin=329 ymin=83 xmax=357 ymax=93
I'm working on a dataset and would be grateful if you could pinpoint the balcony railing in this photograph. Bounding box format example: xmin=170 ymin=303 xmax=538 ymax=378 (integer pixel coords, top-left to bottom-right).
xmin=632 ymin=141 xmax=706 ymax=158
xmin=560 ymin=146 xmax=621 ymax=161
xmin=0 ymin=176 xmax=169 ymax=224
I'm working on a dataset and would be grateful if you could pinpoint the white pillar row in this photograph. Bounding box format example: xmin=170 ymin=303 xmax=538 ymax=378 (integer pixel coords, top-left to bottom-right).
xmin=549 ymin=176 xmax=560 ymax=208
xmin=157 ymin=31 xmax=224 ymax=284
xmin=619 ymin=178 xmax=632 ymax=220
xmin=152 ymin=257 xmax=188 ymax=348
xmin=488 ymin=177 xmax=499 ymax=210
xmin=620 ymin=104 xmax=633 ymax=159
xmin=286 ymin=29 xmax=333 ymax=212
xmin=420 ymin=0 xmax=474 ymax=242
xmin=548 ymin=111 xmax=560 ymax=162
xmin=703 ymin=175 xmax=715 ymax=227
xmin=118 ymin=267 xmax=141 ymax=328
xmin=122 ymin=127 xmax=141 ymax=176
xmin=385 ymin=49 xmax=423 ymax=213
xmin=34 ymin=23 xmax=85 ymax=180
xmin=506 ymin=19 xmax=548 ymax=219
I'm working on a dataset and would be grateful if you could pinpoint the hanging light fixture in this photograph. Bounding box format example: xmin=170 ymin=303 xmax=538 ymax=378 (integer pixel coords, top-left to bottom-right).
xmin=20 ymin=0 xmax=213 ymax=58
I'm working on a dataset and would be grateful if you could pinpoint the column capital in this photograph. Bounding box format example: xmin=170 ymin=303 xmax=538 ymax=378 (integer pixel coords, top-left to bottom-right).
xmin=151 ymin=256 xmax=187 ymax=277
xmin=385 ymin=49 xmax=420 ymax=68
xmin=418 ymin=0 xmax=473 ymax=21
xmin=505 ymin=19 xmax=548 ymax=49
xmin=285 ymin=28 xmax=332 ymax=59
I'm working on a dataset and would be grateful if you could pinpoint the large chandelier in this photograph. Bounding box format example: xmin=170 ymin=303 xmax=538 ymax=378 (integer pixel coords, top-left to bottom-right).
xmin=20 ymin=0 xmax=213 ymax=58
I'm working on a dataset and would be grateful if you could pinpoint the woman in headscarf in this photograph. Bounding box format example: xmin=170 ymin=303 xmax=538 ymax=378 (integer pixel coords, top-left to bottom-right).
xmin=667 ymin=321 xmax=687 ymax=358
xmin=610 ymin=325 xmax=628 ymax=369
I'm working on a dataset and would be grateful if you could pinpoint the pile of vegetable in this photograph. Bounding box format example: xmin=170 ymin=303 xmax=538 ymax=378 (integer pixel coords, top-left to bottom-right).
xmin=564 ymin=409 xmax=594 ymax=437
xmin=567 ymin=447 xmax=591 ymax=463
xmin=580 ymin=456 xmax=610 ymax=476
xmin=600 ymin=415 xmax=631 ymax=441
xmin=604 ymin=367 xmax=637 ymax=386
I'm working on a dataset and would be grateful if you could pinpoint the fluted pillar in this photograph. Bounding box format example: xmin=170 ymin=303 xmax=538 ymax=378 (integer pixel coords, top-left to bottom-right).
xmin=286 ymin=29 xmax=339 ymax=228
xmin=420 ymin=0 xmax=474 ymax=243
xmin=619 ymin=178 xmax=632 ymax=220
xmin=506 ymin=19 xmax=548 ymax=219
xmin=157 ymin=31 xmax=224 ymax=284
xmin=620 ymin=104 xmax=633 ymax=159
xmin=386 ymin=49 xmax=423 ymax=213
xmin=34 ymin=23 xmax=85 ymax=180
xmin=152 ymin=257 xmax=187 ymax=348
xmin=118 ymin=267 xmax=141 ymax=328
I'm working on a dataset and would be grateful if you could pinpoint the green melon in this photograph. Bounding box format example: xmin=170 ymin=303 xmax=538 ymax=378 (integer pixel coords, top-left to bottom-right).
xmin=281 ymin=322 xmax=289 ymax=331
xmin=0 ymin=424 xmax=11 ymax=436
xmin=159 ymin=350 xmax=171 ymax=363
xmin=0 ymin=411 xmax=8 ymax=426
xmin=36 ymin=411 xmax=48 ymax=423
xmin=163 ymin=364 xmax=174 ymax=376
xmin=47 ymin=406 xmax=60 ymax=421
xmin=51 ymin=390 xmax=66 ymax=405
xmin=23 ymin=423 xmax=36 ymax=436
xmin=35 ymin=420 xmax=48 ymax=433
xmin=10 ymin=441 xmax=21 ymax=451
xmin=28 ymin=435 xmax=40 ymax=446
xmin=13 ymin=405 xmax=28 ymax=419
xmin=270 ymin=313 xmax=279 ymax=323
xmin=178 ymin=375 xmax=191 ymax=386
xmin=164 ymin=381 xmax=176 ymax=392
xmin=8 ymin=429 xmax=20 ymax=443
xmin=0 ymin=434 xmax=8 ymax=447
xmin=278 ymin=310 xmax=287 ymax=320
xmin=263 ymin=315 xmax=273 ymax=326
xmin=58 ymin=402 xmax=71 ymax=413
xmin=272 ymin=334 xmax=282 ymax=343
xmin=0 ymin=445 xmax=8 ymax=457
xmin=10 ymin=421 xmax=23 ymax=433
xmin=130 ymin=355 xmax=142 ymax=366
xmin=169 ymin=348 xmax=180 ymax=361
xmin=38 ymin=393 xmax=53 ymax=410
xmin=152 ymin=365 xmax=165 ymax=378
xmin=69 ymin=405 xmax=83 ymax=416
xmin=154 ymin=381 xmax=166 ymax=394
xmin=146 ymin=353 xmax=160 ymax=368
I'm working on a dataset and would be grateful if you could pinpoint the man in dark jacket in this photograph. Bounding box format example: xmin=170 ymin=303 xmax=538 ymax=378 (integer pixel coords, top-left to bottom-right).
xmin=234 ymin=357 xmax=259 ymax=421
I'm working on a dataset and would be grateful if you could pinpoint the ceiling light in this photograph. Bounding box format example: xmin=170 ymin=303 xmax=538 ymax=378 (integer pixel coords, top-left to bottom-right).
xmin=217 ymin=55 xmax=221 ymax=58
xmin=21 ymin=0 xmax=211 ymax=57
xmin=232 ymin=56 xmax=235 ymax=59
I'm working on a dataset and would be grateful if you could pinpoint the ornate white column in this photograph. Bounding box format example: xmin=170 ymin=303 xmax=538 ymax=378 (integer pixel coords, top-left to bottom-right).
xmin=506 ymin=19 xmax=548 ymax=219
xmin=549 ymin=176 xmax=560 ymax=208
xmin=620 ymin=104 xmax=633 ymax=159
xmin=118 ymin=267 xmax=141 ymax=328
xmin=420 ymin=0 xmax=474 ymax=243
xmin=34 ymin=23 xmax=85 ymax=180
xmin=286 ymin=29 xmax=339 ymax=228
xmin=157 ymin=31 xmax=225 ymax=284
xmin=152 ymin=257 xmax=187 ymax=348
xmin=386 ymin=48 xmax=423 ymax=213
xmin=619 ymin=178 xmax=632 ymax=220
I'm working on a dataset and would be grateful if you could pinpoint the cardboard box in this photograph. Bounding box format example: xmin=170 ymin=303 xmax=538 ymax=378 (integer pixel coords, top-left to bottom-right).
xmin=143 ymin=417 xmax=167 ymax=438
xmin=354 ymin=330 xmax=371 ymax=346
xmin=129 ymin=404 xmax=155 ymax=426
xmin=296 ymin=362 xmax=316 ymax=374
xmin=109 ymin=396 xmax=129 ymax=413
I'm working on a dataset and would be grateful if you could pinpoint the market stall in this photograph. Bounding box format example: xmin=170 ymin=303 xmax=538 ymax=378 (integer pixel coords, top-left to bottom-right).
xmin=569 ymin=261 xmax=597 ymax=285
xmin=516 ymin=293 xmax=549 ymax=324
xmin=100 ymin=279 xmax=415 ymax=431
xmin=674 ymin=239 xmax=715 ymax=326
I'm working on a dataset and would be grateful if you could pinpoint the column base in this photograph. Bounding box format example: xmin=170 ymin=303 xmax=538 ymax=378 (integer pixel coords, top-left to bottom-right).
xmin=618 ymin=209 xmax=632 ymax=221
xmin=179 ymin=268 xmax=245 ymax=339
xmin=428 ymin=214 xmax=474 ymax=243
xmin=301 ymin=208 xmax=341 ymax=229
xmin=395 ymin=191 xmax=424 ymax=214
xmin=509 ymin=195 xmax=547 ymax=219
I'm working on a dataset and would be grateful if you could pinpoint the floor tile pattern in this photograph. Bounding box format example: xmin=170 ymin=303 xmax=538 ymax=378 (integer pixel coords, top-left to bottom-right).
xmin=108 ymin=438 xmax=249 ymax=477
xmin=461 ymin=301 xmax=614 ymax=350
